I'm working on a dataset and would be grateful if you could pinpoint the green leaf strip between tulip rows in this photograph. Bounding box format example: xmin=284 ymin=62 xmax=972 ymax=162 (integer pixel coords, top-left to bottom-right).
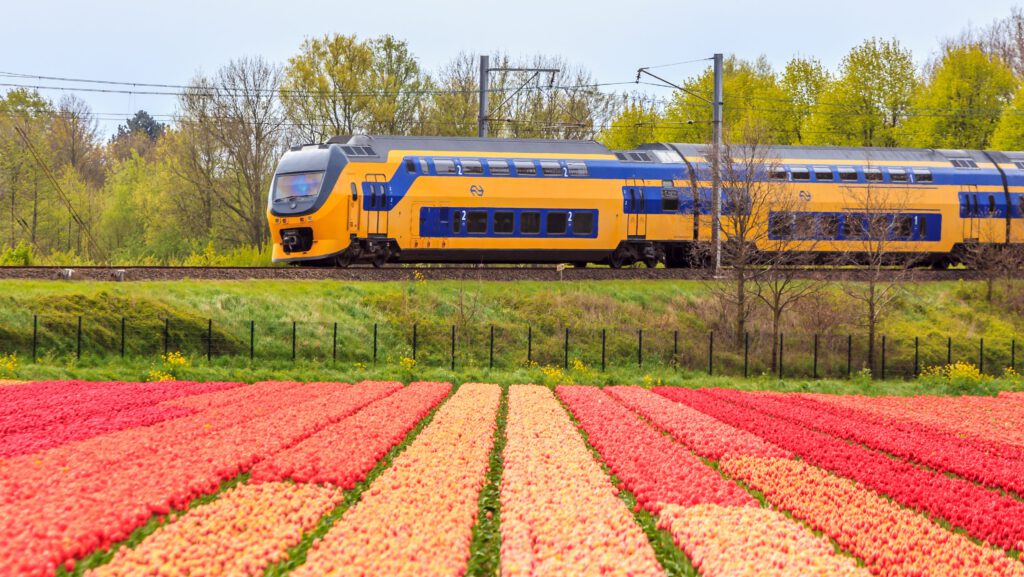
xmin=553 ymin=387 xmax=699 ymax=577
xmin=262 ymin=382 xmax=457 ymax=576
xmin=464 ymin=384 xmax=509 ymax=577
xmin=56 ymin=472 xmax=252 ymax=576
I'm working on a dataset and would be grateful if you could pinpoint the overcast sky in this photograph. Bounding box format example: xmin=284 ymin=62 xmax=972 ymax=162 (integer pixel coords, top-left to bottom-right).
xmin=1 ymin=0 xmax=1019 ymax=134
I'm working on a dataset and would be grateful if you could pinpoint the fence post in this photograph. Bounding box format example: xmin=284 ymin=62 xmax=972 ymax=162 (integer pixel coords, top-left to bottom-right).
xmin=292 ymin=321 xmax=297 ymax=362
xmin=206 ymin=319 xmax=212 ymax=362
xmin=813 ymin=334 xmax=819 ymax=379
xmin=914 ymin=336 xmax=919 ymax=376
xmin=601 ymin=328 xmax=606 ymax=372
xmin=947 ymin=336 xmax=952 ymax=365
xmin=881 ymin=335 xmax=887 ymax=380
xmin=673 ymin=330 xmax=679 ymax=367
xmin=743 ymin=332 xmax=749 ymax=378
xmin=372 ymin=323 xmax=378 ymax=366
xmin=979 ymin=337 xmax=984 ymax=374
xmin=331 ymin=322 xmax=337 ymax=362
xmin=778 ymin=333 xmax=784 ymax=379
xmin=163 ymin=319 xmax=169 ymax=357
xmin=847 ymin=334 xmax=852 ymax=378
xmin=412 ymin=324 xmax=418 ymax=361
xmin=638 ymin=329 xmax=643 ymax=368
xmin=251 ymin=321 xmax=256 ymax=361
xmin=707 ymin=331 xmax=713 ymax=375
xmin=527 ymin=325 xmax=532 ymax=365
xmin=32 ymin=314 xmax=37 ymax=363
xmin=490 ymin=325 xmax=495 ymax=370
xmin=76 ymin=316 xmax=82 ymax=360
xmin=1013 ymin=339 xmax=1017 ymax=373
xmin=564 ymin=327 xmax=569 ymax=370
xmin=120 ymin=317 xmax=125 ymax=358
xmin=450 ymin=325 xmax=456 ymax=371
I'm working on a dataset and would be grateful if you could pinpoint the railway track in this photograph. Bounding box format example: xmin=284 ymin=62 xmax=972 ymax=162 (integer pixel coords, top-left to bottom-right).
xmin=0 ymin=265 xmax=996 ymax=282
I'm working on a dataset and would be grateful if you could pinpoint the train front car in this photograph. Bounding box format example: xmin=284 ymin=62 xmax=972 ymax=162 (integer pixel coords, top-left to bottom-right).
xmin=268 ymin=143 xmax=350 ymax=264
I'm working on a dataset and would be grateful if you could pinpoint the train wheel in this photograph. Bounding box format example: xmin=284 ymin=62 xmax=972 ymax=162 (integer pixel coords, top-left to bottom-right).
xmin=335 ymin=252 xmax=353 ymax=268
xmin=643 ymin=257 xmax=658 ymax=269
xmin=608 ymin=253 xmax=624 ymax=269
xmin=371 ymin=249 xmax=390 ymax=268
xmin=572 ymin=262 xmax=588 ymax=268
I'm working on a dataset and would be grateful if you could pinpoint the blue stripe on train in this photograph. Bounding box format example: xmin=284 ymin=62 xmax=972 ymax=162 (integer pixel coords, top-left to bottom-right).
xmin=418 ymin=207 xmax=599 ymax=238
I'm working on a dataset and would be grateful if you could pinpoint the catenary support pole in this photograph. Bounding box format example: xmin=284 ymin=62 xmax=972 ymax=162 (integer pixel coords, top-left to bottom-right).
xmin=478 ymin=55 xmax=489 ymax=138
xmin=711 ymin=52 xmax=724 ymax=274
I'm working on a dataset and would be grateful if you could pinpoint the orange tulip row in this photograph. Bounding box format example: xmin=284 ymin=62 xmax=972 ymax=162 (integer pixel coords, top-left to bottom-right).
xmin=87 ymin=482 xmax=344 ymax=577
xmin=721 ymin=456 xmax=1024 ymax=577
xmin=292 ymin=383 xmax=501 ymax=577
xmin=657 ymin=504 xmax=868 ymax=577
xmin=500 ymin=385 xmax=664 ymax=577
xmin=0 ymin=381 xmax=399 ymax=577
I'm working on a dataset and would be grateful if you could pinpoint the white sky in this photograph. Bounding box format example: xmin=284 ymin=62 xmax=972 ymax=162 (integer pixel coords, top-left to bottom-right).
xmin=1 ymin=0 xmax=1018 ymax=134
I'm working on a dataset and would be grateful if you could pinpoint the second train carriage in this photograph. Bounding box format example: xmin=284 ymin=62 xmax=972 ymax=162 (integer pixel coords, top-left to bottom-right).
xmin=267 ymin=135 xmax=1024 ymax=267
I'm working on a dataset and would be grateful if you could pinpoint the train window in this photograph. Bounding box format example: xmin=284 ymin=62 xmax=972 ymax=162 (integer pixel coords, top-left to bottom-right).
xmin=820 ymin=214 xmax=840 ymax=239
xmin=452 ymin=210 xmax=463 ymax=234
xmin=919 ymin=216 xmax=927 ymax=239
xmin=912 ymin=168 xmax=933 ymax=182
xmin=843 ymin=215 xmax=865 ymax=239
xmin=864 ymin=168 xmax=883 ymax=181
xmin=893 ymin=215 xmax=914 ymax=239
xmin=567 ymin=162 xmax=589 ymax=177
xmin=547 ymin=212 xmax=568 ymax=234
xmin=1020 ymin=196 xmax=1024 ymax=218
xmin=540 ymin=161 xmax=563 ymax=176
xmin=791 ymin=167 xmax=810 ymax=181
xmin=494 ymin=211 xmax=514 ymax=234
xmin=838 ymin=167 xmax=858 ymax=181
xmin=951 ymin=158 xmax=979 ymax=169
xmin=814 ymin=166 xmax=833 ymax=181
xmin=521 ymin=212 xmax=541 ymax=234
xmin=467 ymin=211 xmax=488 ymax=234
xmin=461 ymin=159 xmax=483 ymax=175
xmin=889 ymin=168 xmax=908 ymax=182
xmin=769 ymin=168 xmax=788 ymax=181
xmin=350 ymin=182 xmax=358 ymax=201
xmin=405 ymin=159 xmax=416 ymax=173
xmin=770 ymin=213 xmax=794 ymax=238
xmin=487 ymin=160 xmax=510 ymax=176
xmin=794 ymin=213 xmax=816 ymax=239
xmin=514 ymin=160 xmax=537 ymax=176
xmin=419 ymin=159 xmax=429 ymax=173
xmin=662 ymin=189 xmax=680 ymax=212
xmin=867 ymin=215 xmax=890 ymax=239
xmin=435 ymin=159 xmax=457 ymax=174
xmin=573 ymin=212 xmax=594 ymax=235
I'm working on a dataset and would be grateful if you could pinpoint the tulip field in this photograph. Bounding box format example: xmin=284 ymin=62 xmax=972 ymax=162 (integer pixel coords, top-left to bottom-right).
xmin=1 ymin=381 xmax=1023 ymax=576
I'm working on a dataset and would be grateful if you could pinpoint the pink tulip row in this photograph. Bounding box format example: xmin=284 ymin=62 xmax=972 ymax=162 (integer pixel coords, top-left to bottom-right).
xmin=712 ymin=389 xmax=1024 ymax=495
xmin=806 ymin=393 xmax=1024 ymax=462
xmin=657 ymin=503 xmax=868 ymax=577
xmin=292 ymin=383 xmax=500 ymax=577
xmin=0 ymin=381 xmax=400 ymax=577
xmin=0 ymin=380 xmax=240 ymax=457
xmin=657 ymin=387 xmax=1024 ymax=552
xmin=501 ymin=385 xmax=664 ymax=577
xmin=87 ymin=482 xmax=344 ymax=577
xmin=249 ymin=381 xmax=451 ymax=486
xmin=556 ymin=385 xmax=756 ymax=512
xmin=721 ymin=456 xmax=1024 ymax=577
xmin=605 ymin=386 xmax=791 ymax=460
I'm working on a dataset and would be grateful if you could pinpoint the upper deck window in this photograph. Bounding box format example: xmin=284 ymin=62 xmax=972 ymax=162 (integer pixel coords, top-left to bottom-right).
xmin=889 ymin=168 xmax=909 ymax=182
xmin=814 ymin=166 xmax=834 ymax=181
xmin=434 ymin=159 xmax=457 ymax=174
xmin=769 ymin=167 xmax=788 ymax=181
xmin=540 ymin=161 xmax=563 ymax=176
xmin=461 ymin=159 xmax=483 ymax=175
xmin=864 ymin=168 xmax=884 ymax=182
xmin=487 ymin=160 xmax=510 ymax=176
xmin=912 ymin=168 xmax=933 ymax=183
xmin=791 ymin=167 xmax=810 ymax=181
xmin=566 ymin=162 xmax=588 ymax=177
xmin=514 ymin=160 xmax=537 ymax=176
xmin=838 ymin=167 xmax=858 ymax=181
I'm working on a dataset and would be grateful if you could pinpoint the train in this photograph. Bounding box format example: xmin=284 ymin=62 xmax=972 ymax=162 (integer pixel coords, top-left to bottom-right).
xmin=266 ymin=135 xmax=1024 ymax=268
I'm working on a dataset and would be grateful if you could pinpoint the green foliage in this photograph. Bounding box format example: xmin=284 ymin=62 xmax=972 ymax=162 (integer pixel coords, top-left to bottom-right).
xmin=0 ymin=242 xmax=34 ymax=265
xmin=902 ymin=46 xmax=1017 ymax=148
xmin=599 ymin=96 xmax=661 ymax=150
xmin=991 ymin=84 xmax=1024 ymax=149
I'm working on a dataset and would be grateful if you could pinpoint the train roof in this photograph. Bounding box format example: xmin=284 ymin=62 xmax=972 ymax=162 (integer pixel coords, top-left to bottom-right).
xmin=666 ymin=143 xmax=1022 ymax=165
xmin=327 ymin=134 xmax=611 ymax=156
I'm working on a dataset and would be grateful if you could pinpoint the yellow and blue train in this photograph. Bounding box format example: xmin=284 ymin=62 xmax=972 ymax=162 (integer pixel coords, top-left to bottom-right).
xmin=267 ymin=135 xmax=1024 ymax=267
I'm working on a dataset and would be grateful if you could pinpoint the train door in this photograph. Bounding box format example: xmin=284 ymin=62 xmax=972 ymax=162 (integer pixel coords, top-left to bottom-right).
xmin=624 ymin=179 xmax=647 ymax=238
xmin=961 ymin=184 xmax=979 ymax=241
xmin=363 ymin=174 xmax=389 ymax=237
xmin=347 ymin=181 xmax=361 ymax=234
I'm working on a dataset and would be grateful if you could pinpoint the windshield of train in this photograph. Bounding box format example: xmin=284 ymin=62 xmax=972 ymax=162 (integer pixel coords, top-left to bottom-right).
xmin=273 ymin=171 xmax=325 ymax=202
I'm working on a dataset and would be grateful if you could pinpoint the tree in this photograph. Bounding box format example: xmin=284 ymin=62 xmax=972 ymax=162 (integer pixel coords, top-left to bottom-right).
xmin=944 ymin=7 xmax=1024 ymax=78
xmin=51 ymin=94 xmax=103 ymax=186
xmin=109 ymin=110 xmax=166 ymax=161
xmin=598 ymin=95 xmax=660 ymax=150
xmin=364 ymin=35 xmax=428 ymax=134
xmin=421 ymin=52 xmax=477 ymax=136
xmin=902 ymin=46 xmax=1016 ymax=149
xmin=990 ymin=84 xmax=1024 ymax=149
xmin=805 ymin=38 xmax=916 ymax=147
xmin=779 ymin=56 xmax=831 ymax=144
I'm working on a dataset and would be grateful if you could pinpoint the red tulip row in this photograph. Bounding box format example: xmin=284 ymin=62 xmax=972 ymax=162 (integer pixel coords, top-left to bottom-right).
xmin=0 ymin=381 xmax=400 ymax=577
xmin=656 ymin=387 xmax=1024 ymax=552
xmin=87 ymin=482 xmax=344 ymax=577
xmin=249 ymin=381 xmax=451 ymax=486
xmin=501 ymin=385 xmax=664 ymax=577
xmin=721 ymin=456 xmax=1024 ymax=577
xmin=710 ymin=388 xmax=1024 ymax=495
xmin=806 ymin=393 xmax=1024 ymax=463
xmin=556 ymin=385 xmax=756 ymax=512
xmin=604 ymin=386 xmax=791 ymax=460
xmin=0 ymin=380 xmax=240 ymax=457
xmin=293 ymin=383 xmax=500 ymax=577
xmin=657 ymin=503 xmax=868 ymax=577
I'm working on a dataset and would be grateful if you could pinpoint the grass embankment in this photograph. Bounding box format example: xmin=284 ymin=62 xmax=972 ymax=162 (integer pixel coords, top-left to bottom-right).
xmin=1 ymin=278 xmax=1023 ymax=395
